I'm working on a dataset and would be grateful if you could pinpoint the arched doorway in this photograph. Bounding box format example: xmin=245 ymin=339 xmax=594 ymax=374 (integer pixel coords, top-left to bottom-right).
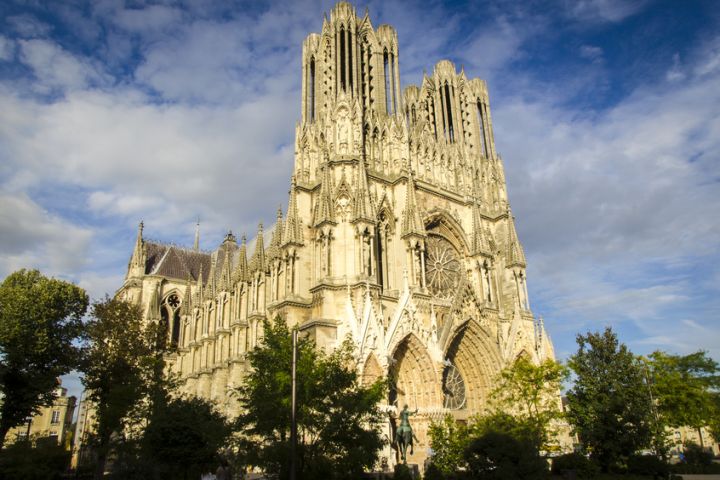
xmin=443 ymin=319 xmax=503 ymax=413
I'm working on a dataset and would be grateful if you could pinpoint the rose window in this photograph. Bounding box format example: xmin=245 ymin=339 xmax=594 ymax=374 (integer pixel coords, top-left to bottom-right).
xmin=425 ymin=235 xmax=461 ymax=298
xmin=442 ymin=363 xmax=466 ymax=410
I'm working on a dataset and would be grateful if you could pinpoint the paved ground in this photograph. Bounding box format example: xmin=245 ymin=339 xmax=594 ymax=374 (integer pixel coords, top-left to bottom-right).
xmin=680 ymin=476 xmax=720 ymax=479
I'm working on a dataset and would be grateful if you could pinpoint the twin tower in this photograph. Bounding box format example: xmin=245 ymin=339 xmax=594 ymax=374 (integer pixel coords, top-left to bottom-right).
xmin=120 ymin=1 xmax=556 ymax=467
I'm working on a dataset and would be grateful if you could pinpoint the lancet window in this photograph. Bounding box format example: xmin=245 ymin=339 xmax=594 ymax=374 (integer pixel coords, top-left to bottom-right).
xmin=384 ymin=50 xmax=391 ymax=113
xmin=161 ymin=293 xmax=181 ymax=347
xmin=476 ymin=101 xmax=488 ymax=157
xmin=309 ymin=57 xmax=315 ymax=120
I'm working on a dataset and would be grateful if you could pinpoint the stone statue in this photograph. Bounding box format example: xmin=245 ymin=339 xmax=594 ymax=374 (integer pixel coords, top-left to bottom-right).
xmin=394 ymin=404 xmax=418 ymax=464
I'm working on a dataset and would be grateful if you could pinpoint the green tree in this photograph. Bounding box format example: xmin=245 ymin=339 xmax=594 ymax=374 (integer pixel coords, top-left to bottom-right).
xmin=79 ymin=296 xmax=162 ymax=480
xmin=490 ymin=356 xmax=568 ymax=451
xmin=566 ymin=327 xmax=653 ymax=472
xmin=427 ymin=414 xmax=470 ymax=475
xmin=0 ymin=269 xmax=88 ymax=448
xmin=709 ymin=392 xmax=720 ymax=442
xmin=464 ymin=431 xmax=549 ymax=480
xmin=235 ymin=318 xmax=385 ymax=480
xmin=125 ymin=395 xmax=231 ymax=480
xmin=645 ymin=351 xmax=720 ymax=449
xmin=0 ymin=436 xmax=71 ymax=480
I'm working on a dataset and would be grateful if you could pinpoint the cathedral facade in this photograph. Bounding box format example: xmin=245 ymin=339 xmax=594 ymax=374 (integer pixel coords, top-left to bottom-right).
xmin=118 ymin=1 xmax=555 ymax=465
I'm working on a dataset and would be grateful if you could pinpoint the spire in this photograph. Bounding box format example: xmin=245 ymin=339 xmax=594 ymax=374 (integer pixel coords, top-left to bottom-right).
xmin=182 ymin=276 xmax=192 ymax=315
xmin=194 ymin=263 xmax=204 ymax=304
xmin=352 ymin=158 xmax=376 ymax=223
xmin=505 ymin=207 xmax=526 ymax=267
xmin=193 ymin=219 xmax=200 ymax=251
xmin=220 ymin=243 xmax=234 ymax=291
xmin=283 ymin=176 xmax=304 ymax=246
xmin=232 ymin=234 xmax=249 ymax=283
xmin=471 ymin=201 xmax=492 ymax=256
xmin=401 ymin=169 xmax=425 ymax=239
xmin=206 ymin=257 xmax=217 ymax=299
xmin=312 ymin=161 xmax=335 ymax=227
xmin=250 ymin=223 xmax=266 ymax=272
xmin=267 ymin=208 xmax=283 ymax=260
xmin=128 ymin=220 xmax=146 ymax=278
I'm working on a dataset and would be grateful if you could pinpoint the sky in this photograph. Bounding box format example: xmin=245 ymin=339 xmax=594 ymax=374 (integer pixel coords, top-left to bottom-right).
xmin=1 ymin=0 xmax=719 ymax=400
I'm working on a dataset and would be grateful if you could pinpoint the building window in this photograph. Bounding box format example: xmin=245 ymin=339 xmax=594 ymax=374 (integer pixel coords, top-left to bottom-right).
xmin=162 ymin=293 xmax=182 ymax=347
xmin=309 ymin=57 xmax=315 ymax=120
xmin=51 ymin=410 xmax=60 ymax=424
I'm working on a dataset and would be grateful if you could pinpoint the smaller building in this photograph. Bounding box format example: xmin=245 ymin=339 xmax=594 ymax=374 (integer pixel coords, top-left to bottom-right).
xmin=668 ymin=426 xmax=719 ymax=457
xmin=6 ymin=383 xmax=76 ymax=447
xmin=70 ymin=392 xmax=97 ymax=469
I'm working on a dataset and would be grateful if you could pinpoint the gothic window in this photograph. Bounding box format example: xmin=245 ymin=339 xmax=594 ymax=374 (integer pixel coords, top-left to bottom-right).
xmin=347 ymin=28 xmax=353 ymax=92
xmin=476 ymin=100 xmax=488 ymax=157
xmin=444 ymin=83 xmax=455 ymax=142
xmin=442 ymin=362 xmax=466 ymax=410
xmin=340 ymin=26 xmax=346 ymax=92
xmin=162 ymin=293 xmax=181 ymax=347
xmin=309 ymin=57 xmax=315 ymax=120
xmin=425 ymin=235 xmax=462 ymax=300
xmin=376 ymin=213 xmax=392 ymax=290
xmin=384 ymin=49 xmax=391 ymax=114
xmin=483 ymin=260 xmax=493 ymax=302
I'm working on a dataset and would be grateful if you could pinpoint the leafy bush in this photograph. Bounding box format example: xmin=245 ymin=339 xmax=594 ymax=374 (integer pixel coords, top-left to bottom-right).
xmin=393 ymin=463 xmax=413 ymax=480
xmin=423 ymin=463 xmax=445 ymax=480
xmin=682 ymin=442 xmax=713 ymax=466
xmin=464 ymin=431 xmax=548 ymax=480
xmin=0 ymin=437 xmax=71 ymax=480
xmin=626 ymin=454 xmax=669 ymax=478
xmin=551 ymin=452 xmax=599 ymax=479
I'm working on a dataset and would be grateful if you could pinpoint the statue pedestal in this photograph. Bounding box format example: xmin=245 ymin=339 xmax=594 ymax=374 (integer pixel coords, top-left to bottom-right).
xmin=407 ymin=464 xmax=420 ymax=479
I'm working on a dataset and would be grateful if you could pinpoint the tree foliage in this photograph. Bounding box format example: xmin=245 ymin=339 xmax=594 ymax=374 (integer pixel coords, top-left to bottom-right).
xmin=645 ymin=350 xmax=719 ymax=448
xmin=114 ymin=395 xmax=231 ymax=480
xmin=464 ymin=431 xmax=549 ymax=480
xmin=427 ymin=414 xmax=471 ymax=475
xmin=235 ymin=318 xmax=386 ymax=480
xmin=0 ymin=269 xmax=88 ymax=447
xmin=490 ymin=356 xmax=568 ymax=450
xmin=428 ymin=356 xmax=566 ymax=475
xmin=79 ymin=296 xmax=164 ymax=479
xmin=0 ymin=437 xmax=71 ymax=480
xmin=566 ymin=327 xmax=653 ymax=472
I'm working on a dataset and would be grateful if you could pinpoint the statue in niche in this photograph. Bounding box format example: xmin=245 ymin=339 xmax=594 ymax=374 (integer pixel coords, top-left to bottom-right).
xmin=337 ymin=110 xmax=349 ymax=154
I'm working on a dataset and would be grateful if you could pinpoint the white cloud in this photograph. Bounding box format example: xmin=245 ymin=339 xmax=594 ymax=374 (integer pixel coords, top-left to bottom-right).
xmin=0 ymin=36 xmax=15 ymax=61
xmin=18 ymin=39 xmax=112 ymax=93
xmin=666 ymin=53 xmax=685 ymax=82
xmin=112 ymin=5 xmax=184 ymax=33
xmin=7 ymin=14 xmax=52 ymax=37
xmin=567 ymin=0 xmax=649 ymax=23
xmin=580 ymin=44 xmax=603 ymax=62
xmin=0 ymin=193 xmax=92 ymax=279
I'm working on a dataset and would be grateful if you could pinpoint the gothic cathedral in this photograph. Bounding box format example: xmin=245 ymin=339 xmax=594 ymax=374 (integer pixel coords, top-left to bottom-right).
xmin=118 ymin=1 xmax=556 ymax=465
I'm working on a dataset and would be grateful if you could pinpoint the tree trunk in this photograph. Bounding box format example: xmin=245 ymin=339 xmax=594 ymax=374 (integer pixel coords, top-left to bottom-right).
xmin=698 ymin=427 xmax=705 ymax=449
xmin=0 ymin=424 xmax=9 ymax=451
xmin=94 ymin=434 xmax=109 ymax=480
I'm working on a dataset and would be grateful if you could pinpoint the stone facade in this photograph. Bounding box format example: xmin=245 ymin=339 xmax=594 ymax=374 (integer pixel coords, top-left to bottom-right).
xmin=6 ymin=384 xmax=76 ymax=447
xmin=117 ymin=1 xmax=557 ymax=466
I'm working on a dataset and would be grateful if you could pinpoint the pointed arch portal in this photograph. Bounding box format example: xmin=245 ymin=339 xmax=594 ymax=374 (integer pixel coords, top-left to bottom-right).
xmin=389 ymin=334 xmax=441 ymax=409
xmin=443 ymin=320 xmax=503 ymax=412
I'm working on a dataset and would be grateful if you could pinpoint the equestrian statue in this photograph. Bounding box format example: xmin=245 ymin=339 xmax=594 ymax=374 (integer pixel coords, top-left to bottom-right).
xmin=394 ymin=404 xmax=418 ymax=464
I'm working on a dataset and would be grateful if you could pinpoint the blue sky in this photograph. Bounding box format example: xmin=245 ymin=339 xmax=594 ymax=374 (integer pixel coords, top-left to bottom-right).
xmin=1 ymin=0 xmax=719 ymax=399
